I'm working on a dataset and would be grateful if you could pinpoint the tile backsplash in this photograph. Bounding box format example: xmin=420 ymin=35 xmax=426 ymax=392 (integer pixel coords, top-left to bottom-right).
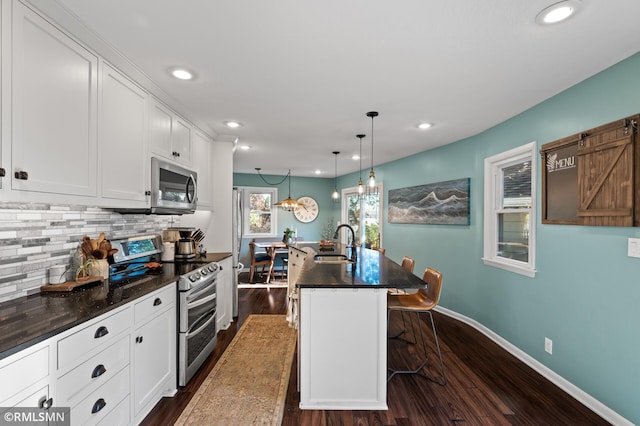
xmin=0 ymin=202 xmax=179 ymax=302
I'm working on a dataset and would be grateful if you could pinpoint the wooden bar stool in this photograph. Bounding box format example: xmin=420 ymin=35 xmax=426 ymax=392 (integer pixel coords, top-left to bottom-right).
xmin=387 ymin=267 xmax=446 ymax=385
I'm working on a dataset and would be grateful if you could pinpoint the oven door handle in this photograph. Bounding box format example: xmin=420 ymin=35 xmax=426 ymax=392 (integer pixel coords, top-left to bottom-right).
xmin=187 ymin=308 xmax=216 ymax=337
xmin=187 ymin=293 xmax=217 ymax=310
xmin=186 ymin=279 xmax=217 ymax=301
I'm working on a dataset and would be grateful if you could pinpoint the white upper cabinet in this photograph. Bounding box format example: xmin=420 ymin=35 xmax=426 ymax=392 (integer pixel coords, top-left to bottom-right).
xmin=10 ymin=2 xmax=98 ymax=196
xmin=192 ymin=130 xmax=211 ymax=209
xmin=149 ymin=100 xmax=192 ymax=166
xmin=172 ymin=116 xmax=192 ymax=164
xmin=100 ymin=62 xmax=149 ymax=206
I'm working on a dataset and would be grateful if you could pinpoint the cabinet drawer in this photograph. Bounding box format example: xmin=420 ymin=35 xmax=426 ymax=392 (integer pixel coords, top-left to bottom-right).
xmin=58 ymin=307 xmax=131 ymax=373
xmin=134 ymin=284 xmax=175 ymax=326
xmin=0 ymin=384 xmax=49 ymax=410
xmin=96 ymin=394 xmax=130 ymax=426
xmin=70 ymin=366 xmax=130 ymax=426
xmin=0 ymin=346 xmax=49 ymax=404
xmin=57 ymin=335 xmax=129 ymax=406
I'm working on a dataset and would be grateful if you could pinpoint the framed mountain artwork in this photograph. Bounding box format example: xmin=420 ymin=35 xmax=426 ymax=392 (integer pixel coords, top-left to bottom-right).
xmin=389 ymin=178 xmax=470 ymax=225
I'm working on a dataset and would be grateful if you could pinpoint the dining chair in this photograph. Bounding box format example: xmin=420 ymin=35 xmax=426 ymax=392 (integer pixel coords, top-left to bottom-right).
xmin=387 ymin=267 xmax=446 ymax=385
xmin=248 ymin=241 xmax=275 ymax=283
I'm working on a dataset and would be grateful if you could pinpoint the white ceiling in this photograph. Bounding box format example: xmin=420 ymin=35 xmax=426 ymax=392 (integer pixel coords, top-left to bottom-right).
xmin=53 ymin=0 xmax=640 ymax=177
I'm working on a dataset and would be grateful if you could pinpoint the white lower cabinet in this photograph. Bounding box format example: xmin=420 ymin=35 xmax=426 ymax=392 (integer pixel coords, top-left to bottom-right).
xmin=70 ymin=366 xmax=130 ymax=426
xmin=132 ymin=285 xmax=176 ymax=424
xmin=0 ymin=340 xmax=53 ymax=414
xmin=216 ymin=256 xmax=232 ymax=331
xmin=56 ymin=307 xmax=132 ymax=426
xmin=0 ymin=284 xmax=178 ymax=425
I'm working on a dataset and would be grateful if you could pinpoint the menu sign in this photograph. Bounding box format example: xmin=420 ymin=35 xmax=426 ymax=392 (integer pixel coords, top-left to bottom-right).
xmin=542 ymin=140 xmax=578 ymax=224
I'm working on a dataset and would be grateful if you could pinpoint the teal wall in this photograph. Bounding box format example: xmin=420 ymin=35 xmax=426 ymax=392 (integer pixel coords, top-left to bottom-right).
xmin=233 ymin=173 xmax=336 ymax=266
xmin=333 ymin=52 xmax=640 ymax=423
xmin=234 ymin=52 xmax=640 ymax=422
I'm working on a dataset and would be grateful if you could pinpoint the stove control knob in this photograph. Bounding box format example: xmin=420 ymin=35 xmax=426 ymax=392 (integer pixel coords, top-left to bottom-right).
xmin=200 ymin=269 xmax=208 ymax=276
xmin=189 ymin=274 xmax=197 ymax=282
xmin=208 ymin=265 xmax=216 ymax=273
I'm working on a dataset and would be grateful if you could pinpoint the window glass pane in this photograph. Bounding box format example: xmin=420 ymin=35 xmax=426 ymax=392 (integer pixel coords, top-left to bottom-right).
xmin=347 ymin=194 xmax=361 ymax=242
xmin=497 ymin=212 xmax=529 ymax=262
xmin=342 ymin=186 xmax=383 ymax=247
xmin=249 ymin=192 xmax=272 ymax=234
xmin=364 ymin=193 xmax=381 ymax=249
xmin=502 ymin=161 xmax=531 ymax=209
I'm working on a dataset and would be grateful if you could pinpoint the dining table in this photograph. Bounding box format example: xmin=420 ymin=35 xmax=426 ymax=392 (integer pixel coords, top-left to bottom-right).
xmin=253 ymin=241 xmax=289 ymax=279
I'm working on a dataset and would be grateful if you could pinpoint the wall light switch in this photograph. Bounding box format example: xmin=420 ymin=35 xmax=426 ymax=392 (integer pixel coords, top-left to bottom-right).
xmin=628 ymin=238 xmax=640 ymax=258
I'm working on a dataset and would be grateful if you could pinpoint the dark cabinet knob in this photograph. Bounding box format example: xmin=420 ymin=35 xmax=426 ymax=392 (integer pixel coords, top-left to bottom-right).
xmin=145 ymin=190 xmax=151 ymax=196
xmin=91 ymin=364 xmax=107 ymax=379
xmin=135 ymin=335 xmax=144 ymax=344
xmin=14 ymin=171 xmax=28 ymax=180
xmin=153 ymin=297 xmax=162 ymax=306
xmin=91 ymin=398 xmax=106 ymax=414
xmin=0 ymin=168 xmax=5 ymax=177
xmin=94 ymin=326 xmax=109 ymax=339
xmin=172 ymin=151 xmax=180 ymax=157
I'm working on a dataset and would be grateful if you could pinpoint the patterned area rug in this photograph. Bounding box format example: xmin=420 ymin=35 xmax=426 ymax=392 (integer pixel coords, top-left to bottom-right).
xmin=175 ymin=315 xmax=297 ymax=425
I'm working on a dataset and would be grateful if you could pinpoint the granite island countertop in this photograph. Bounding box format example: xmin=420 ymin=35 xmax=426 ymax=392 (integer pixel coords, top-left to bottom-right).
xmin=0 ymin=252 xmax=231 ymax=360
xmin=291 ymin=243 xmax=425 ymax=289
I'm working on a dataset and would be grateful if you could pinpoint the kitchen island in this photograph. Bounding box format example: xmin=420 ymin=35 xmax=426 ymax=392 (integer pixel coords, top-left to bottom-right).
xmin=292 ymin=243 xmax=425 ymax=410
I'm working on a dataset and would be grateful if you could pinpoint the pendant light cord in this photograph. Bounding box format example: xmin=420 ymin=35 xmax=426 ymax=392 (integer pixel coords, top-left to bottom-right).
xmin=255 ymin=168 xmax=289 ymax=186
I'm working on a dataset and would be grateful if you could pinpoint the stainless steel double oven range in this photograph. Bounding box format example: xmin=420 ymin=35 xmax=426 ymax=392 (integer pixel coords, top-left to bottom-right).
xmin=109 ymin=234 xmax=219 ymax=388
xmin=177 ymin=261 xmax=219 ymax=386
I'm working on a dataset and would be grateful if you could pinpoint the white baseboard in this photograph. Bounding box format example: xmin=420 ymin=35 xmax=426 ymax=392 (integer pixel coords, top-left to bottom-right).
xmin=435 ymin=306 xmax=633 ymax=426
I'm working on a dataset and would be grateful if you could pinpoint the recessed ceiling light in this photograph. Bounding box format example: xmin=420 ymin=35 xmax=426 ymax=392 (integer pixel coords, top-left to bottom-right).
xmin=169 ymin=67 xmax=195 ymax=80
xmin=536 ymin=1 xmax=579 ymax=25
xmin=417 ymin=122 xmax=432 ymax=130
xmin=239 ymin=145 xmax=251 ymax=150
xmin=352 ymin=155 xmax=360 ymax=160
xmin=314 ymin=170 xmax=322 ymax=175
xmin=224 ymin=121 xmax=243 ymax=128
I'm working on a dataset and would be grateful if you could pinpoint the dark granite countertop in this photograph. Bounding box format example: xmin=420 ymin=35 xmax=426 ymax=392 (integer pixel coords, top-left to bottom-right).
xmin=293 ymin=243 xmax=425 ymax=289
xmin=0 ymin=252 xmax=231 ymax=361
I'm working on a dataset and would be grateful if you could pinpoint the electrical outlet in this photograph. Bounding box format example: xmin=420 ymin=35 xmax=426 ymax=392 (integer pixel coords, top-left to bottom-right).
xmin=545 ymin=337 xmax=553 ymax=355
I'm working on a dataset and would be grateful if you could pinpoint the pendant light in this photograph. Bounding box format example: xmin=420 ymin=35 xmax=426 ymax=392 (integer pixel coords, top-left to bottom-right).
xmin=356 ymin=134 xmax=366 ymax=196
xmin=273 ymin=169 xmax=303 ymax=211
xmin=331 ymin=151 xmax=340 ymax=201
xmin=366 ymin=111 xmax=378 ymax=189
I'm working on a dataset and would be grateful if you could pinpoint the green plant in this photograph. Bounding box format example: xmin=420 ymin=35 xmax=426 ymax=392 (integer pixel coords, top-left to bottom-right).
xmin=76 ymin=258 xmax=97 ymax=280
xmin=283 ymin=227 xmax=295 ymax=241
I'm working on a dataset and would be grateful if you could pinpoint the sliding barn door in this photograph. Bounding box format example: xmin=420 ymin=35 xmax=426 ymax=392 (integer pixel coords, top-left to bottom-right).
xmin=576 ymin=119 xmax=637 ymax=226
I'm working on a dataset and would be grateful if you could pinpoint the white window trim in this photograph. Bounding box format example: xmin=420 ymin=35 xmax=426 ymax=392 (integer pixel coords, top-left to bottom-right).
xmin=482 ymin=142 xmax=537 ymax=278
xmin=241 ymin=186 xmax=278 ymax=238
xmin=340 ymin=183 xmax=384 ymax=247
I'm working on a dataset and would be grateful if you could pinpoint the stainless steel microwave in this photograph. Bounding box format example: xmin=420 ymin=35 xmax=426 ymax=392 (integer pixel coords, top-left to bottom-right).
xmin=150 ymin=157 xmax=197 ymax=215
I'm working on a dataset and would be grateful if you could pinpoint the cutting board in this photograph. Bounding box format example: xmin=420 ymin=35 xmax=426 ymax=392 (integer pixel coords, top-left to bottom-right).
xmin=40 ymin=276 xmax=103 ymax=292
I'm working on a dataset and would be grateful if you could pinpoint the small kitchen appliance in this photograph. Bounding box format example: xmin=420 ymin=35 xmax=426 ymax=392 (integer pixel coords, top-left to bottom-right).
xmin=174 ymin=227 xmax=196 ymax=259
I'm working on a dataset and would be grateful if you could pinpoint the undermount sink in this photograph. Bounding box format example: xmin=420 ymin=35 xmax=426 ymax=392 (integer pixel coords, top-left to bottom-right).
xmin=313 ymin=254 xmax=354 ymax=264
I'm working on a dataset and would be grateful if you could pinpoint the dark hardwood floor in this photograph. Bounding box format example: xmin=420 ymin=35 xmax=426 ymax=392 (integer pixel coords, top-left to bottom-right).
xmin=143 ymin=288 xmax=610 ymax=425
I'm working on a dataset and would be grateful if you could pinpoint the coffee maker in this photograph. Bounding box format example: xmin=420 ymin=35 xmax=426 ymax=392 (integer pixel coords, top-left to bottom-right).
xmin=169 ymin=227 xmax=195 ymax=259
